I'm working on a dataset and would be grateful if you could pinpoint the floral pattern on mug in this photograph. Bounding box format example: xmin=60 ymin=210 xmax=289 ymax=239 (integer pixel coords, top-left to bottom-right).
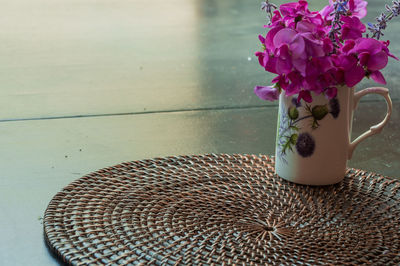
xmin=277 ymin=97 xmax=341 ymax=162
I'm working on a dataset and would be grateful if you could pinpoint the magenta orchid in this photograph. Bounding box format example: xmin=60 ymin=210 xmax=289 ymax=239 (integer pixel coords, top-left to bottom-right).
xmin=254 ymin=0 xmax=398 ymax=103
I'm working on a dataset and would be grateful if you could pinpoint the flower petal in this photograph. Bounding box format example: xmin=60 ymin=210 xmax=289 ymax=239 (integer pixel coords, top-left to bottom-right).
xmin=258 ymin=35 xmax=266 ymax=44
xmin=381 ymin=40 xmax=399 ymax=60
xmin=342 ymin=40 xmax=356 ymax=53
xmin=255 ymin=51 xmax=266 ymax=67
xmin=349 ymin=0 xmax=355 ymax=10
xmin=354 ymin=38 xmax=382 ymax=54
xmin=290 ymin=35 xmax=306 ymax=57
xmin=370 ymin=70 xmax=387 ymax=84
xmin=292 ymin=57 xmax=307 ymax=75
xmin=273 ymin=28 xmax=297 ymax=48
xmin=345 ymin=65 xmax=365 ymax=87
xmin=388 ymin=52 xmax=399 ymax=61
xmin=298 ymin=90 xmax=312 ymax=103
xmin=296 ymin=21 xmax=315 ymax=33
xmin=353 ymin=0 xmax=368 ymax=19
xmin=323 ymin=38 xmax=334 ymax=54
xmin=359 ymin=52 xmax=370 ymax=66
xmin=320 ymin=5 xmax=333 ymax=19
xmin=277 ymin=44 xmax=290 ymax=59
xmin=265 ymin=25 xmax=284 ymax=51
xmin=341 ymin=25 xmax=363 ymax=40
xmin=304 ymin=38 xmax=325 ymax=57
xmin=265 ymin=56 xmax=278 ymax=74
xmin=343 ymin=17 xmax=366 ymax=40
xmin=367 ymin=50 xmax=388 ymax=71
xmin=339 ymin=54 xmax=358 ymax=71
xmin=276 ymin=57 xmax=293 ymax=74
xmin=254 ymin=86 xmax=280 ymax=101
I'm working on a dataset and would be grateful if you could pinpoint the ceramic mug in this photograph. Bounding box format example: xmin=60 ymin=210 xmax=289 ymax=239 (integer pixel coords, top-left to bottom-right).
xmin=275 ymin=86 xmax=392 ymax=185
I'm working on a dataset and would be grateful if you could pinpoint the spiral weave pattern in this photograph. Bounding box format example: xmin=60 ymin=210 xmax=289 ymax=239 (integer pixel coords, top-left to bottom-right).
xmin=44 ymin=154 xmax=400 ymax=265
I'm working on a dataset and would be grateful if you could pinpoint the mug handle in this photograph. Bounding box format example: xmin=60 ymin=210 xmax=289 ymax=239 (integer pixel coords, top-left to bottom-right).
xmin=348 ymin=87 xmax=393 ymax=159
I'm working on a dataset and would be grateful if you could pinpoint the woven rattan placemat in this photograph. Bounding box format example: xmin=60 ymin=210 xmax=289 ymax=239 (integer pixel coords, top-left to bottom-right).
xmin=44 ymin=154 xmax=400 ymax=265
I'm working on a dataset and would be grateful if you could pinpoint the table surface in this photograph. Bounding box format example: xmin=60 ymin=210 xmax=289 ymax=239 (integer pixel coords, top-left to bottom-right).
xmin=1 ymin=0 xmax=399 ymax=265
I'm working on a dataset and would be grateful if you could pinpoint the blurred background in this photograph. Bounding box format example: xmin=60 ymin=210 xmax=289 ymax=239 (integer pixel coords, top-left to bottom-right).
xmin=0 ymin=0 xmax=399 ymax=264
xmin=1 ymin=0 xmax=399 ymax=119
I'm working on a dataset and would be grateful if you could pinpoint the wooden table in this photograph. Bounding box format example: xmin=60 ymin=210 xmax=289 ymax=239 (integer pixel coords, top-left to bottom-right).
xmin=1 ymin=0 xmax=399 ymax=264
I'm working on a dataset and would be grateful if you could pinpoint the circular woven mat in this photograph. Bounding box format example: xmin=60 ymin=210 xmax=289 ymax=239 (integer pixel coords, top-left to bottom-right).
xmin=44 ymin=154 xmax=400 ymax=265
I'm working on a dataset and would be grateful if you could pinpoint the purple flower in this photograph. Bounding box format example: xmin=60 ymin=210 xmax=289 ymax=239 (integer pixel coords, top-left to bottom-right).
xmin=386 ymin=1 xmax=400 ymax=17
xmin=261 ymin=1 xmax=277 ymax=14
xmin=254 ymin=85 xmax=280 ymax=101
xmin=261 ymin=1 xmax=278 ymax=25
xmin=296 ymin=133 xmax=315 ymax=157
xmin=292 ymin=97 xmax=302 ymax=107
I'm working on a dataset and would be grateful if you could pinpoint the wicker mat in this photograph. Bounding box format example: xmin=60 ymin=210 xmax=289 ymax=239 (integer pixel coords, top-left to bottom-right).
xmin=44 ymin=154 xmax=400 ymax=265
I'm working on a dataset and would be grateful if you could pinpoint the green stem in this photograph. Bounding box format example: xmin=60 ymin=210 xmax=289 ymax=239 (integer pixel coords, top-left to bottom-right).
xmin=293 ymin=115 xmax=313 ymax=124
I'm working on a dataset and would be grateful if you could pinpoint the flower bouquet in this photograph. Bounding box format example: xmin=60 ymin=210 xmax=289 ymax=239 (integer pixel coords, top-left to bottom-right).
xmin=253 ymin=0 xmax=395 ymax=185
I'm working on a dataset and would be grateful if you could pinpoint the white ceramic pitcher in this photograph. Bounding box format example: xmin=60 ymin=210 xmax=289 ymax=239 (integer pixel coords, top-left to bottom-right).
xmin=275 ymin=86 xmax=392 ymax=185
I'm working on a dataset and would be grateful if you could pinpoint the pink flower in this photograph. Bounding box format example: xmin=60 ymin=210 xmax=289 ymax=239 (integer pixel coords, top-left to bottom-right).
xmin=272 ymin=75 xmax=289 ymax=90
xmin=280 ymin=0 xmax=309 ymax=17
xmin=298 ymin=90 xmax=312 ymax=103
xmin=270 ymin=10 xmax=283 ymax=24
xmin=352 ymin=38 xmax=390 ymax=84
xmin=255 ymin=51 xmax=278 ymax=74
xmin=323 ymin=37 xmax=334 ymax=54
xmin=353 ymin=38 xmax=388 ymax=71
xmin=319 ymin=5 xmax=333 ymax=20
xmin=341 ymin=39 xmax=356 ymax=53
xmin=381 ymin=40 xmax=399 ymax=60
xmin=286 ymin=71 xmax=304 ymax=95
xmin=345 ymin=65 xmax=365 ymax=87
xmin=278 ymin=0 xmax=311 ymax=27
xmin=333 ymin=38 xmax=394 ymax=86
xmin=273 ymin=28 xmax=306 ymax=57
xmin=334 ymin=53 xmax=365 ymax=87
xmin=348 ymin=0 xmax=368 ymax=19
xmin=273 ymin=0 xmax=325 ymax=30
xmin=254 ymin=86 xmax=280 ymax=101
xmin=370 ymin=71 xmax=386 ymax=85
xmin=254 ymin=0 xmax=397 ymax=102
xmin=321 ymin=0 xmax=368 ymax=20
xmin=341 ymin=16 xmax=366 ymax=40
xmin=264 ymin=25 xmax=285 ymax=52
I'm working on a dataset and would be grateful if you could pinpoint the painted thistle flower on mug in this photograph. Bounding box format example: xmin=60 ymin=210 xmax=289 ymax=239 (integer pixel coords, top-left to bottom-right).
xmin=254 ymin=0 xmax=395 ymax=184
